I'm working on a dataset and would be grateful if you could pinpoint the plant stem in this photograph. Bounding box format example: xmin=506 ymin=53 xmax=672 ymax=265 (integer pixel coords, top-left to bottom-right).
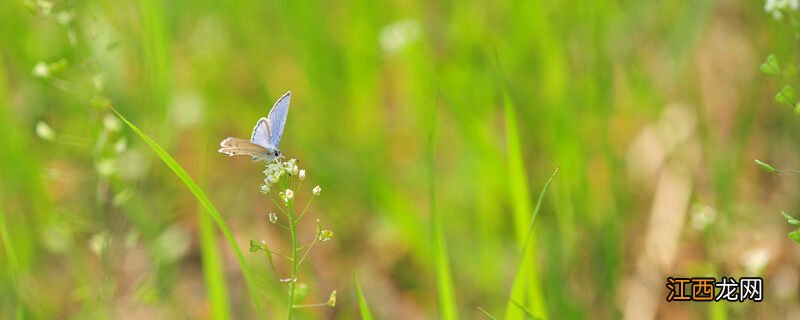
xmin=285 ymin=201 xmax=298 ymax=320
xmin=293 ymin=302 xmax=329 ymax=308
xmin=297 ymin=240 xmax=318 ymax=267
xmin=295 ymin=196 xmax=315 ymax=223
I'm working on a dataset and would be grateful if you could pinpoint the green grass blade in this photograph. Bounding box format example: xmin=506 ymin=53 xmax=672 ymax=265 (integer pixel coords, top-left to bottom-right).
xmin=478 ymin=307 xmax=499 ymax=320
xmin=353 ymin=276 xmax=374 ymax=320
xmin=429 ymin=97 xmax=458 ymax=320
xmin=502 ymin=78 xmax=534 ymax=246
xmin=0 ymin=202 xmax=23 ymax=320
xmin=0 ymin=202 xmax=24 ymax=319
xmin=509 ymin=299 xmax=542 ymax=320
xmin=495 ymin=50 xmax=551 ymax=320
xmin=504 ymin=167 xmax=559 ymax=320
xmin=111 ymin=108 xmax=263 ymax=317
xmin=199 ymin=205 xmax=232 ymax=320
xmin=0 ymin=204 xmax=19 ymax=285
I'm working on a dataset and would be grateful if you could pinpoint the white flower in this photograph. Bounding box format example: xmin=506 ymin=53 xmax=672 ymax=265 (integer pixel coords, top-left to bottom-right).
xmin=327 ymin=290 xmax=337 ymax=307
xmin=260 ymin=184 xmax=270 ymax=194
xmin=268 ymin=212 xmax=278 ymax=224
xmin=32 ymin=62 xmax=50 ymax=78
xmin=282 ymin=161 xmax=294 ymax=172
xmin=741 ymin=248 xmax=771 ymax=275
xmin=765 ymin=0 xmax=799 ymax=20
xmin=379 ymin=19 xmax=421 ymax=54
xmin=114 ymin=138 xmax=128 ymax=153
xmin=36 ymin=121 xmax=55 ymax=141
xmin=285 ymin=189 xmax=294 ymax=200
xmin=299 ymin=169 xmax=306 ymax=181
xmin=690 ymin=204 xmax=717 ymax=231
xmin=96 ymin=158 xmax=116 ymax=176
xmin=103 ymin=114 xmax=121 ymax=132
xmin=292 ymin=165 xmax=299 ymax=175
xmin=55 ymin=10 xmax=74 ymax=26
xmin=318 ymin=229 xmax=334 ymax=242
xmin=91 ymin=73 xmax=105 ymax=91
xmin=312 ymin=185 xmax=321 ymax=195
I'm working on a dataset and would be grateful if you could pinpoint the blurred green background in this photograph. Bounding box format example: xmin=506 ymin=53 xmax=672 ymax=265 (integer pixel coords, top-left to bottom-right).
xmin=1 ymin=0 xmax=798 ymax=319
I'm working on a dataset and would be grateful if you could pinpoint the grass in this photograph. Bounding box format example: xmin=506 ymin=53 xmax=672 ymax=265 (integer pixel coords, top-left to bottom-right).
xmin=198 ymin=199 xmax=232 ymax=320
xmin=496 ymin=51 xmax=548 ymax=320
xmin=428 ymin=100 xmax=458 ymax=320
xmin=0 ymin=203 xmax=20 ymax=318
xmin=353 ymin=276 xmax=374 ymax=320
xmin=505 ymin=167 xmax=559 ymax=320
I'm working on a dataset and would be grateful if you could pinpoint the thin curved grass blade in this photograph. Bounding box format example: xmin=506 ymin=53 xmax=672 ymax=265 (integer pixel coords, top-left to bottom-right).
xmin=354 ymin=276 xmax=374 ymax=320
xmin=111 ymin=107 xmax=263 ymax=317
xmin=429 ymin=98 xmax=459 ymax=320
xmin=504 ymin=167 xmax=559 ymax=320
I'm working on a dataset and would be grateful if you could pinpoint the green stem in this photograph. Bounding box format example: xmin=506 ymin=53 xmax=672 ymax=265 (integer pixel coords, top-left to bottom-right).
xmin=295 ymin=196 xmax=315 ymax=223
xmin=297 ymin=240 xmax=318 ymax=267
xmin=261 ymin=248 xmax=292 ymax=260
xmin=285 ymin=200 xmax=298 ymax=320
xmin=293 ymin=302 xmax=329 ymax=308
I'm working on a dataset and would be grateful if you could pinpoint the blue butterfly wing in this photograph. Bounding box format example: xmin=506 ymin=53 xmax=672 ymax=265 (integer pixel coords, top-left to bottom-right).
xmin=250 ymin=117 xmax=272 ymax=148
xmin=266 ymin=91 xmax=291 ymax=148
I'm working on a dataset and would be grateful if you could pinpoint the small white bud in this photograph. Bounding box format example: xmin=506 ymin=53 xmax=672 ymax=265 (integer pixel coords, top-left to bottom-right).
xmin=269 ymin=212 xmax=278 ymax=224
xmin=292 ymin=165 xmax=299 ymax=175
xmin=260 ymin=184 xmax=270 ymax=194
xmin=36 ymin=121 xmax=55 ymax=141
xmin=285 ymin=189 xmax=294 ymax=200
xmin=318 ymin=229 xmax=334 ymax=242
xmin=312 ymin=185 xmax=321 ymax=196
xmin=298 ymin=169 xmax=306 ymax=181
xmin=103 ymin=114 xmax=121 ymax=132
xmin=32 ymin=62 xmax=50 ymax=78
xmin=114 ymin=138 xmax=128 ymax=153
xmin=91 ymin=73 xmax=105 ymax=91
xmin=96 ymin=158 xmax=116 ymax=176
xmin=327 ymin=290 xmax=337 ymax=307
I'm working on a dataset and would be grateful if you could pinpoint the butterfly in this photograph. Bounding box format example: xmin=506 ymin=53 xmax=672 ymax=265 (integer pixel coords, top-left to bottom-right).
xmin=219 ymin=91 xmax=290 ymax=162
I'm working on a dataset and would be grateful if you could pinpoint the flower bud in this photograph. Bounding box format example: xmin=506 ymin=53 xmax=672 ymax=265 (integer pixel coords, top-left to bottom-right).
xmin=318 ymin=229 xmax=334 ymax=242
xmin=269 ymin=212 xmax=278 ymax=224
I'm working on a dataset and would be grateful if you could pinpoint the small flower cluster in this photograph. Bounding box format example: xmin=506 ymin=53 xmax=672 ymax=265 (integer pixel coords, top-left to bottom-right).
xmin=765 ymin=0 xmax=799 ymax=20
xmin=260 ymin=158 xmax=300 ymax=194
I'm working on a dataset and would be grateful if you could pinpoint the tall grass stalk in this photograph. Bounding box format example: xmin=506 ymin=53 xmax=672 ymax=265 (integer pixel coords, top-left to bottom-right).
xmin=495 ymin=50 xmax=549 ymax=319
xmin=429 ymin=98 xmax=458 ymax=319
xmin=0 ymin=202 xmax=21 ymax=319
xmin=505 ymin=167 xmax=559 ymax=320
xmin=354 ymin=276 xmax=374 ymax=320
xmin=199 ymin=209 xmax=232 ymax=320
xmin=198 ymin=156 xmax=232 ymax=320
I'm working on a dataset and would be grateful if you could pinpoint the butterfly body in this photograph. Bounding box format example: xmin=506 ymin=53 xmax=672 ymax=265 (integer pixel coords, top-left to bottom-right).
xmin=219 ymin=91 xmax=290 ymax=162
